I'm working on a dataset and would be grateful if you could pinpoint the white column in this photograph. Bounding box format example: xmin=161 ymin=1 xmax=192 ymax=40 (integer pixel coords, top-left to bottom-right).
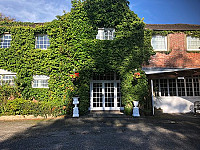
xmin=151 ymin=80 xmax=154 ymax=115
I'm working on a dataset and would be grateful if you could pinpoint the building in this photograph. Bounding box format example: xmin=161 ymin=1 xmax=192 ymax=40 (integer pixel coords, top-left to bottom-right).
xmin=0 ymin=22 xmax=200 ymax=114
xmin=143 ymin=24 xmax=200 ymax=113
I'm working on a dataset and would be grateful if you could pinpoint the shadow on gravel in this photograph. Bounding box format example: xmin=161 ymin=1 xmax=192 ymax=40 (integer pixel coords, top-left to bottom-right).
xmin=0 ymin=113 xmax=200 ymax=150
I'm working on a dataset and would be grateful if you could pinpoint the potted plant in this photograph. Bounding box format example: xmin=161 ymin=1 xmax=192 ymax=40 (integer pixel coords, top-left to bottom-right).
xmin=69 ymin=72 xmax=79 ymax=81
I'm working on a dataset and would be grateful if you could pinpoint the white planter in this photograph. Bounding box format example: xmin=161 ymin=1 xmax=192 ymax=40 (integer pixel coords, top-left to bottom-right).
xmin=73 ymin=97 xmax=79 ymax=105
xmin=72 ymin=97 xmax=79 ymax=117
xmin=133 ymin=101 xmax=140 ymax=117
xmin=133 ymin=101 xmax=139 ymax=107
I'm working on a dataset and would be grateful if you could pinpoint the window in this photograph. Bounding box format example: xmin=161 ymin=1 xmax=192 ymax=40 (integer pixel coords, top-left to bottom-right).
xmin=35 ymin=35 xmax=50 ymax=49
xmin=153 ymin=76 xmax=200 ymax=97
xmin=187 ymin=36 xmax=200 ymax=50
xmin=151 ymin=35 xmax=167 ymax=51
xmin=193 ymin=77 xmax=200 ymax=96
xmin=32 ymin=75 xmax=49 ymax=88
xmin=0 ymin=75 xmax=16 ymax=86
xmin=96 ymin=28 xmax=115 ymax=40
xmin=169 ymin=79 xmax=177 ymax=96
xmin=177 ymin=79 xmax=186 ymax=96
xmin=160 ymin=79 xmax=168 ymax=96
xmin=92 ymin=73 xmax=120 ymax=80
xmin=0 ymin=34 xmax=12 ymax=48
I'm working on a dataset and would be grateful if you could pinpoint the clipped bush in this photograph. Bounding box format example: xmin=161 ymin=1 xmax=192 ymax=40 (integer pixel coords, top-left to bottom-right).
xmin=0 ymin=98 xmax=66 ymax=117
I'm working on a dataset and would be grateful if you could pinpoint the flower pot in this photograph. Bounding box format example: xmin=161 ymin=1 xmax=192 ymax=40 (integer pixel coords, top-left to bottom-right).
xmin=133 ymin=101 xmax=139 ymax=107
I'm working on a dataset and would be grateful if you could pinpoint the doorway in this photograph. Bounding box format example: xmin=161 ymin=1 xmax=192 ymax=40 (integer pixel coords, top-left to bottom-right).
xmin=90 ymin=73 xmax=123 ymax=110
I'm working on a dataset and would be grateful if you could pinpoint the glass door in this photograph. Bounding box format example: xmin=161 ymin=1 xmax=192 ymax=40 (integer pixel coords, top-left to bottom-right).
xmin=90 ymin=81 xmax=122 ymax=110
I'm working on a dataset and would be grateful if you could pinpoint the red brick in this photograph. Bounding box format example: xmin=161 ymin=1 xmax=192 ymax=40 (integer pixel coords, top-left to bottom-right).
xmin=144 ymin=33 xmax=200 ymax=68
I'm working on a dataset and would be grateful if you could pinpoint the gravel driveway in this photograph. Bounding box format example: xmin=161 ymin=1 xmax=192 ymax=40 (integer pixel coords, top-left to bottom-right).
xmin=0 ymin=113 xmax=199 ymax=150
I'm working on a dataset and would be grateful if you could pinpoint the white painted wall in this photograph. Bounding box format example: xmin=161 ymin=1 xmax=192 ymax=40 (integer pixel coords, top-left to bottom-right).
xmin=154 ymin=96 xmax=200 ymax=113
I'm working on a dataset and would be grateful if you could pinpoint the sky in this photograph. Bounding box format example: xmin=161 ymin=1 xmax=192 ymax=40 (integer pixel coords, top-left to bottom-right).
xmin=0 ymin=0 xmax=200 ymax=25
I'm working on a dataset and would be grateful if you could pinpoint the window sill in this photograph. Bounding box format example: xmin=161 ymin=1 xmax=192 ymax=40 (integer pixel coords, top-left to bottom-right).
xmin=187 ymin=49 xmax=200 ymax=51
xmin=32 ymin=87 xmax=49 ymax=89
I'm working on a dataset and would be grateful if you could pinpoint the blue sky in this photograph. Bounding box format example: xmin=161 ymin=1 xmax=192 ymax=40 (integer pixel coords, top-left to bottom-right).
xmin=0 ymin=0 xmax=199 ymax=24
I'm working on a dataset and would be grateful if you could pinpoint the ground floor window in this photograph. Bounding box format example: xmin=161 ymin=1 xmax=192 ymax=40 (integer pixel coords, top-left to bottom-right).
xmin=32 ymin=75 xmax=49 ymax=88
xmin=0 ymin=75 xmax=16 ymax=86
xmin=153 ymin=76 xmax=200 ymax=96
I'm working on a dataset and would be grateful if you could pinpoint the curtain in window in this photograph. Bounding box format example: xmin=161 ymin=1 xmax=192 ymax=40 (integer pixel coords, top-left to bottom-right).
xmin=152 ymin=35 xmax=166 ymax=50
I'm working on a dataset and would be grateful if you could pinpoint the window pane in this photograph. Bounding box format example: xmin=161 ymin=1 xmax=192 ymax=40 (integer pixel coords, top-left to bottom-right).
xmin=186 ymin=78 xmax=193 ymax=96
xmin=35 ymin=35 xmax=50 ymax=49
xmin=96 ymin=28 xmax=115 ymax=40
xmin=32 ymin=75 xmax=49 ymax=88
xmin=153 ymin=79 xmax=159 ymax=96
xmin=193 ymin=77 xmax=200 ymax=96
xmin=152 ymin=35 xmax=167 ymax=50
xmin=169 ymin=79 xmax=177 ymax=96
xmin=177 ymin=79 xmax=185 ymax=96
xmin=160 ymin=79 xmax=168 ymax=96
xmin=187 ymin=36 xmax=200 ymax=50
xmin=0 ymin=34 xmax=12 ymax=48
xmin=1 ymin=75 xmax=16 ymax=86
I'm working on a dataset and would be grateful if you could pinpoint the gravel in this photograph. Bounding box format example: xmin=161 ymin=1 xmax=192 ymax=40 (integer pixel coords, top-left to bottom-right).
xmin=0 ymin=113 xmax=199 ymax=150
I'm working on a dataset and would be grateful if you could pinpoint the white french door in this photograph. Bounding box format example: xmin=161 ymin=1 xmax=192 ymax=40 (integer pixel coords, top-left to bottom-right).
xmin=90 ymin=81 xmax=123 ymax=110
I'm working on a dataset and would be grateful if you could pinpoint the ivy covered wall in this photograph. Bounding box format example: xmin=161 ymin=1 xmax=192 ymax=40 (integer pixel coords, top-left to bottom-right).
xmin=0 ymin=0 xmax=154 ymax=115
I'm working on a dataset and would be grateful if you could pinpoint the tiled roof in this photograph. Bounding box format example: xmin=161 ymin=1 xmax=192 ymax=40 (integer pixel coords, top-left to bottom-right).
xmin=145 ymin=24 xmax=200 ymax=31
xmin=0 ymin=22 xmax=45 ymax=27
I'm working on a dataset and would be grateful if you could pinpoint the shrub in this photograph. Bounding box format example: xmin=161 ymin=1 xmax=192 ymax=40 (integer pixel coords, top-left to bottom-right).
xmin=0 ymin=98 xmax=66 ymax=117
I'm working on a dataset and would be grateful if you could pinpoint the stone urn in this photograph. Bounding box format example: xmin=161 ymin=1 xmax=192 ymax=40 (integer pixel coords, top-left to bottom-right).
xmin=133 ymin=101 xmax=139 ymax=107
xmin=72 ymin=97 xmax=79 ymax=117
xmin=133 ymin=101 xmax=140 ymax=117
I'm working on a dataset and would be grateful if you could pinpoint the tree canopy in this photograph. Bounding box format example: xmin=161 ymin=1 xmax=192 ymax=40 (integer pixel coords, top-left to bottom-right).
xmin=0 ymin=13 xmax=15 ymax=22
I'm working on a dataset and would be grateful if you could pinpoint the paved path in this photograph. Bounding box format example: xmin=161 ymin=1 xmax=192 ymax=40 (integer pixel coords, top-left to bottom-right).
xmin=0 ymin=113 xmax=199 ymax=150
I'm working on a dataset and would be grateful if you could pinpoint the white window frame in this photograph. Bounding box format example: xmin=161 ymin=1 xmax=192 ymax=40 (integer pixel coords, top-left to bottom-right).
xmin=96 ymin=28 xmax=115 ymax=40
xmin=187 ymin=36 xmax=200 ymax=51
xmin=32 ymin=75 xmax=50 ymax=88
xmin=153 ymin=76 xmax=200 ymax=97
xmin=0 ymin=75 xmax=16 ymax=86
xmin=0 ymin=69 xmax=16 ymax=86
xmin=0 ymin=33 xmax=12 ymax=48
xmin=151 ymin=35 xmax=167 ymax=51
xmin=35 ymin=34 xmax=50 ymax=50
xmin=89 ymin=73 xmax=124 ymax=111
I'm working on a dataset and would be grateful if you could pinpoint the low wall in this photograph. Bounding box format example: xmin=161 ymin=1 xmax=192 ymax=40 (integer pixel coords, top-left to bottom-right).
xmin=154 ymin=96 xmax=200 ymax=113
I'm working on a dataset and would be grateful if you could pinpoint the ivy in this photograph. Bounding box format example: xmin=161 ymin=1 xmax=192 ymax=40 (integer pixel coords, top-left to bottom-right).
xmin=0 ymin=0 xmax=154 ymax=116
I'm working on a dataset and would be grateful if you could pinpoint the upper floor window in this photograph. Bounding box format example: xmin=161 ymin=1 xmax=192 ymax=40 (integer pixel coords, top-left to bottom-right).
xmin=0 ymin=75 xmax=16 ymax=86
xmin=96 ymin=28 xmax=115 ymax=40
xmin=0 ymin=34 xmax=12 ymax=48
xmin=151 ymin=35 xmax=167 ymax=51
xmin=32 ymin=75 xmax=49 ymax=88
xmin=187 ymin=36 xmax=200 ymax=51
xmin=35 ymin=35 xmax=50 ymax=49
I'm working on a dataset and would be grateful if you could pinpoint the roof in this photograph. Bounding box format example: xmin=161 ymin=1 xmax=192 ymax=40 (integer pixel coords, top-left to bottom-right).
xmin=142 ymin=68 xmax=197 ymax=75
xmin=142 ymin=68 xmax=200 ymax=79
xmin=1 ymin=22 xmax=200 ymax=30
xmin=145 ymin=24 xmax=200 ymax=31
xmin=0 ymin=22 xmax=45 ymax=27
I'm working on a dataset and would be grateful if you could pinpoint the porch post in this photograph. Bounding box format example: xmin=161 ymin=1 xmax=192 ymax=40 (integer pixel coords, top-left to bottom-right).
xmin=151 ymin=79 xmax=154 ymax=115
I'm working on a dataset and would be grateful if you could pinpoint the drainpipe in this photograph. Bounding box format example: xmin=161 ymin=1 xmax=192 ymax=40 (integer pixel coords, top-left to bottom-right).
xmin=151 ymin=80 xmax=154 ymax=115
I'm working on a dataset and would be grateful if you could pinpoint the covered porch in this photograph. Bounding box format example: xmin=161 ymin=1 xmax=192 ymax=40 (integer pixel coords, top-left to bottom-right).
xmin=143 ymin=68 xmax=200 ymax=113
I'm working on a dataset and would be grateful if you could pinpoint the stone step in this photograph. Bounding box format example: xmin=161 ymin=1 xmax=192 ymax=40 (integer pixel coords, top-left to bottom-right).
xmin=86 ymin=111 xmax=131 ymax=118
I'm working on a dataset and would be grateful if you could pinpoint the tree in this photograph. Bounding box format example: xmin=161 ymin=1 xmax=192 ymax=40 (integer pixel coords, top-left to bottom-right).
xmin=0 ymin=13 xmax=15 ymax=22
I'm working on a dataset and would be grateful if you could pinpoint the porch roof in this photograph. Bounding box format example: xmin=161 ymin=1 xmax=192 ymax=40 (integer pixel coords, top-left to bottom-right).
xmin=142 ymin=68 xmax=200 ymax=79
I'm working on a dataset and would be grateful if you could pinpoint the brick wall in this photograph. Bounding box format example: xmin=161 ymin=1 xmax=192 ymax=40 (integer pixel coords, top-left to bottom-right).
xmin=144 ymin=32 xmax=200 ymax=68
